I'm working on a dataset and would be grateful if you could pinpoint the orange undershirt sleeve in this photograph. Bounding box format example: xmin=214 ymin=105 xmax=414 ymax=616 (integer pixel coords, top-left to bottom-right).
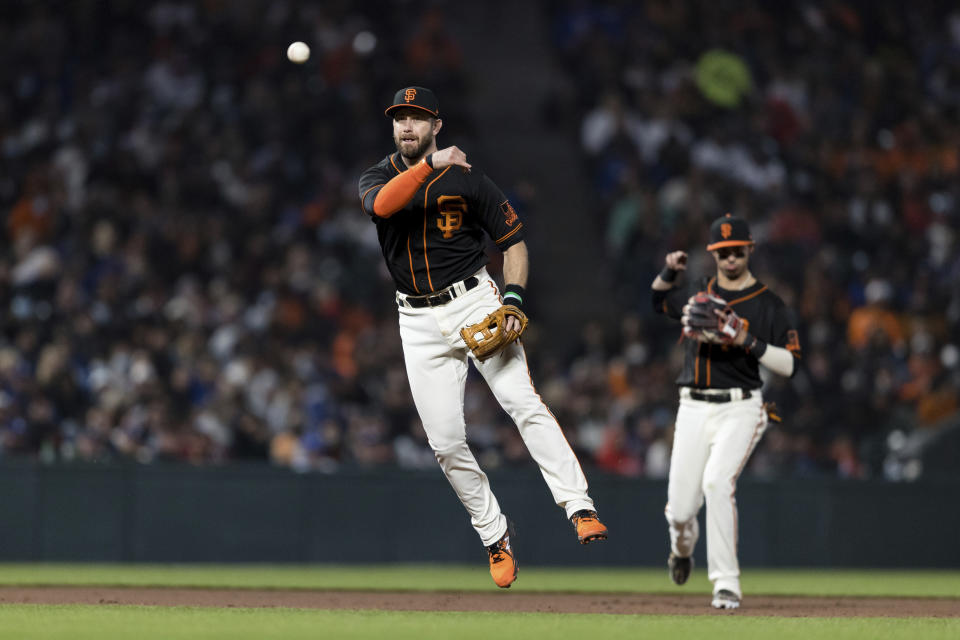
xmin=372 ymin=160 xmax=434 ymax=218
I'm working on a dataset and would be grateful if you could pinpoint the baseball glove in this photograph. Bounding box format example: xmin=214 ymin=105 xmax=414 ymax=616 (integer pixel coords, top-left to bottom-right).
xmin=682 ymin=292 xmax=743 ymax=343
xmin=460 ymin=304 xmax=528 ymax=361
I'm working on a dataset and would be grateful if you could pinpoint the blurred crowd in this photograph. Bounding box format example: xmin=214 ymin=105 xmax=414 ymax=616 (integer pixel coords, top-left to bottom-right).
xmin=0 ymin=0 xmax=472 ymax=469
xmin=1 ymin=1 xmax=957 ymax=481
xmin=547 ymin=0 xmax=960 ymax=479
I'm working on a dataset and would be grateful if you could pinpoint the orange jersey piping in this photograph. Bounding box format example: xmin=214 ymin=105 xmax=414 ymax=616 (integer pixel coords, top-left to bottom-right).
xmin=421 ymin=167 xmax=451 ymax=292
xmin=360 ymin=183 xmax=384 ymax=215
xmin=495 ymin=223 xmax=524 ymax=245
xmin=706 ymin=343 xmax=712 ymax=386
xmin=406 ymin=233 xmax=419 ymax=293
xmin=393 ymin=154 xmax=419 ymax=293
xmin=707 ymin=276 xmax=768 ymax=307
xmin=389 ymin=153 xmax=403 ymax=173
xmin=726 ymin=286 xmax=768 ymax=306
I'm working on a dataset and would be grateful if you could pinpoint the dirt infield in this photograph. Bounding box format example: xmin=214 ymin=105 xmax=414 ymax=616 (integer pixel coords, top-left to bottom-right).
xmin=1 ymin=586 xmax=957 ymax=617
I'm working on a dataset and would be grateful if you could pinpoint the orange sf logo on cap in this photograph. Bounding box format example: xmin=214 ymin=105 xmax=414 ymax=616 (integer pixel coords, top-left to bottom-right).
xmin=404 ymin=88 xmax=417 ymax=102
xmin=721 ymin=223 xmax=732 ymax=239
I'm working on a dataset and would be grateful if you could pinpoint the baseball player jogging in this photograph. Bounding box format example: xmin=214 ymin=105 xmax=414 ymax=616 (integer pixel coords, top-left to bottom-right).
xmin=358 ymin=86 xmax=607 ymax=588
xmin=651 ymin=214 xmax=801 ymax=609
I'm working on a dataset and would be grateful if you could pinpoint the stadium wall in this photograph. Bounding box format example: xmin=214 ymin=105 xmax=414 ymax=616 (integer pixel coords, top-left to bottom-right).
xmin=0 ymin=462 xmax=951 ymax=567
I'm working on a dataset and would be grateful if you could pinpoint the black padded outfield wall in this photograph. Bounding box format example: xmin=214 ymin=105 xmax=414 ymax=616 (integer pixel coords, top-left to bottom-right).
xmin=0 ymin=462 xmax=953 ymax=567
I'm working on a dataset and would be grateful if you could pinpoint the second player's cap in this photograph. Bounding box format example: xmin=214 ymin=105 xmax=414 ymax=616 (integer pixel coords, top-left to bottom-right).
xmin=706 ymin=213 xmax=754 ymax=251
xmin=385 ymin=86 xmax=440 ymax=118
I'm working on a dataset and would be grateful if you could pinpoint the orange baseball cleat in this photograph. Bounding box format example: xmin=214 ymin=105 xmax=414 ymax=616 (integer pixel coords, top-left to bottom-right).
xmin=486 ymin=528 xmax=518 ymax=588
xmin=571 ymin=509 xmax=608 ymax=544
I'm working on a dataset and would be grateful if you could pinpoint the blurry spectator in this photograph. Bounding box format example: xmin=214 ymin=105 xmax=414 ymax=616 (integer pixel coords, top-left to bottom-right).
xmin=899 ymin=342 xmax=959 ymax=428
xmin=847 ymin=279 xmax=905 ymax=351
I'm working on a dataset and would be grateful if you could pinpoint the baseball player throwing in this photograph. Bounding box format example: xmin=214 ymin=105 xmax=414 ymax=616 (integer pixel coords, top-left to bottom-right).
xmin=651 ymin=214 xmax=801 ymax=609
xmin=358 ymin=86 xmax=607 ymax=588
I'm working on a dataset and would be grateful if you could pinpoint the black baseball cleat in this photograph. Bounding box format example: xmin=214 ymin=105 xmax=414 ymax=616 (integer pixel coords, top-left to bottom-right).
xmin=668 ymin=553 xmax=692 ymax=585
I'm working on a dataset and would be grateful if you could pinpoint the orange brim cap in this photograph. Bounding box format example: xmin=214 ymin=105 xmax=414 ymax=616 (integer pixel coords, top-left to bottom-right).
xmin=706 ymin=240 xmax=754 ymax=251
xmin=384 ymin=103 xmax=439 ymax=118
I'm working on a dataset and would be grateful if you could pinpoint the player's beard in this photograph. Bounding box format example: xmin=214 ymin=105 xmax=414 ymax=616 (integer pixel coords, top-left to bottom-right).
xmin=395 ymin=131 xmax=433 ymax=161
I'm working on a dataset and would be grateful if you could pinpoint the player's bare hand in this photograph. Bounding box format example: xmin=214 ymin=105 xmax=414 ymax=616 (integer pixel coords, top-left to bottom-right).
xmin=665 ymin=251 xmax=688 ymax=271
xmin=504 ymin=315 xmax=521 ymax=334
xmin=431 ymin=146 xmax=471 ymax=172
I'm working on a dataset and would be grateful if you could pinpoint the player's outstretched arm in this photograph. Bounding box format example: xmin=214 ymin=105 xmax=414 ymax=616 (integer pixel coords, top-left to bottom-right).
xmin=370 ymin=161 xmax=434 ymax=218
xmin=369 ymin=146 xmax=472 ymax=218
xmin=652 ymin=251 xmax=687 ymax=291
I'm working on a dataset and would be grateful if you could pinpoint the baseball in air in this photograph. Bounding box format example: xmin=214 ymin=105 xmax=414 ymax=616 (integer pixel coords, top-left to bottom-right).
xmin=287 ymin=41 xmax=310 ymax=64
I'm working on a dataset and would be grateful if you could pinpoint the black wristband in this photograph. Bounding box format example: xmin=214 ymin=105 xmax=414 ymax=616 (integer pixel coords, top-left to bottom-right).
xmin=745 ymin=334 xmax=768 ymax=358
xmin=425 ymin=153 xmax=435 ymax=169
xmin=659 ymin=266 xmax=678 ymax=283
xmin=503 ymin=284 xmax=526 ymax=312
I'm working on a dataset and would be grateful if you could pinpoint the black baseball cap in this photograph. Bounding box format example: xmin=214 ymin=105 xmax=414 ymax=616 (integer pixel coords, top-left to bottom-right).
xmin=384 ymin=86 xmax=440 ymax=118
xmin=706 ymin=213 xmax=754 ymax=251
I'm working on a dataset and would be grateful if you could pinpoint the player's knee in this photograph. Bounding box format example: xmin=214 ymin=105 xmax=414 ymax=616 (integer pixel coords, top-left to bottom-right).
xmin=431 ymin=438 xmax=470 ymax=463
xmin=701 ymin=474 xmax=734 ymax=502
xmin=506 ymin=398 xmax=557 ymax=429
xmin=667 ymin=509 xmax=697 ymax=527
xmin=665 ymin=501 xmax=697 ymax=525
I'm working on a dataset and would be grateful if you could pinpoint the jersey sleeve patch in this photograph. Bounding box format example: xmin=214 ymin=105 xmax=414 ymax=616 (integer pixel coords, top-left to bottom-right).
xmin=785 ymin=329 xmax=802 ymax=357
xmin=499 ymin=200 xmax=519 ymax=226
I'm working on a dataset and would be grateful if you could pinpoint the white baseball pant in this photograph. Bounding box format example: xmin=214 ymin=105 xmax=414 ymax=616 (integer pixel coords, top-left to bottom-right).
xmin=398 ymin=268 xmax=595 ymax=546
xmin=665 ymin=388 xmax=767 ymax=598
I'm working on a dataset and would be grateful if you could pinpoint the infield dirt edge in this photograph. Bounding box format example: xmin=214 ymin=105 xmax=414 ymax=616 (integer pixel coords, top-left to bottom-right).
xmin=1 ymin=586 xmax=958 ymax=618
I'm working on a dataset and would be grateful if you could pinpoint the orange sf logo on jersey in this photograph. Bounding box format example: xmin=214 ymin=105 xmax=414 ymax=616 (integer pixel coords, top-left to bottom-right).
xmin=404 ymin=88 xmax=417 ymax=102
xmin=721 ymin=223 xmax=733 ymax=239
xmin=437 ymin=196 xmax=466 ymax=239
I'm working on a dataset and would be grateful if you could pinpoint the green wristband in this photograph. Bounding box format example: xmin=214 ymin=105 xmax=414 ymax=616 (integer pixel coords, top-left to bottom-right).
xmin=503 ymin=284 xmax=526 ymax=311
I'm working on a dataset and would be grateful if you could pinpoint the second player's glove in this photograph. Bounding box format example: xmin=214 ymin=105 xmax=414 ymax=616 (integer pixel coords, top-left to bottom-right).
xmin=682 ymin=292 xmax=743 ymax=343
xmin=460 ymin=305 xmax=528 ymax=361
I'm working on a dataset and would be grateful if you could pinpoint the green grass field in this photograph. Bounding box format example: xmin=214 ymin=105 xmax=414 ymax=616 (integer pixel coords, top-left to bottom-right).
xmin=0 ymin=565 xmax=958 ymax=640
xmin=2 ymin=606 xmax=959 ymax=640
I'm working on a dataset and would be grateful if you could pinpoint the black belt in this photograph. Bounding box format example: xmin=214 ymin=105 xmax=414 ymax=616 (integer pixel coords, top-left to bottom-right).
xmin=400 ymin=276 xmax=480 ymax=308
xmin=688 ymin=389 xmax=752 ymax=403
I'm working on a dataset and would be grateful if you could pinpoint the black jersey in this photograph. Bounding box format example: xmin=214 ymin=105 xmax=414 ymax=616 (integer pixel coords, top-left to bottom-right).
xmin=358 ymin=153 xmax=525 ymax=295
xmin=653 ymin=275 xmax=801 ymax=389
